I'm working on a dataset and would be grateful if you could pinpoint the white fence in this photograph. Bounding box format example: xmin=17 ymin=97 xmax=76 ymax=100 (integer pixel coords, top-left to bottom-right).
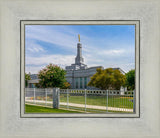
xmin=25 ymin=88 xmax=54 ymax=107
xmin=25 ymin=88 xmax=135 ymax=113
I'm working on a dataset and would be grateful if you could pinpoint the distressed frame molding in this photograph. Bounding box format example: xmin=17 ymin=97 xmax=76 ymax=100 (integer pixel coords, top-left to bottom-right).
xmin=0 ymin=0 xmax=160 ymax=137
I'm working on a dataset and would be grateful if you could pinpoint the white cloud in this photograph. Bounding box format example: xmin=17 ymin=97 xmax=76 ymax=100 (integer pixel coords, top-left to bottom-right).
xmin=25 ymin=53 xmax=134 ymax=74
xmin=103 ymin=63 xmax=135 ymax=73
xmin=27 ymin=45 xmax=44 ymax=53
xmin=26 ymin=26 xmax=77 ymax=50
xmin=25 ymin=66 xmax=43 ymax=74
xmin=25 ymin=25 xmax=135 ymax=74
xmin=26 ymin=54 xmax=75 ymax=73
xmin=26 ymin=54 xmax=75 ymax=66
xmin=26 ymin=40 xmax=45 ymax=53
xmin=25 ymin=25 xmax=98 ymax=54
xmin=100 ymin=49 xmax=125 ymax=55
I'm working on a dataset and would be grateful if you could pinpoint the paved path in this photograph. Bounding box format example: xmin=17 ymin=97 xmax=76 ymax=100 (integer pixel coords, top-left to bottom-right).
xmin=25 ymin=99 xmax=133 ymax=112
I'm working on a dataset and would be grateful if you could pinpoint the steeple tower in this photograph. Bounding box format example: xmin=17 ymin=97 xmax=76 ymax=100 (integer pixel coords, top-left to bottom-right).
xmin=65 ymin=34 xmax=87 ymax=71
xmin=75 ymin=34 xmax=84 ymax=65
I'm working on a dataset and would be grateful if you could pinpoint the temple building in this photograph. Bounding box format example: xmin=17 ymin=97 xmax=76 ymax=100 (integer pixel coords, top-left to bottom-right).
xmin=65 ymin=35 xmax=125 ymax=89
xmin=65 ymin=37 xmax=103 ymax=89
xmin=27 ymin=34 xmax=126 ymax=90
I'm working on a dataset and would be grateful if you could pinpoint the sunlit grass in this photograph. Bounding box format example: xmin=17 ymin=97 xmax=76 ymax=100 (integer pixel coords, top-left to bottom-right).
xmin=25 ymin=104 xmax=81 ymax=113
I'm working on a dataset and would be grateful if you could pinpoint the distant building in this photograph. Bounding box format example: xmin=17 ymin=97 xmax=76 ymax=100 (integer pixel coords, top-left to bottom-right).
xmin=65 ymin=42 xmax=102 ymax=89
xmin=65 ymin=41 xmax=125 ymax=89
xmin=27 ymin=36 xmax=126 ymax=90
xmin=27 ymin=74 xmax=39 ymax=88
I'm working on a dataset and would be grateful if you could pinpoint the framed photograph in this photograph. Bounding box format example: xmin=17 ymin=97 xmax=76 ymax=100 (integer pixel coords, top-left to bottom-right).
xmin=0 ymin=0 xmax=160 ymax=138
xmin=21 ymin=20 xmax=140 ymax=118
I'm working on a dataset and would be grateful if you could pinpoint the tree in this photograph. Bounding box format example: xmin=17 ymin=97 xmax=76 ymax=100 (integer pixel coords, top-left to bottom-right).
xmin=125 ymin=69 xmax=135 ymax=90
xmin=37 ymin=63 xmax=67 ymax=88
xmin=88 ymin=68 xmax=126 ymax=90
xmin=113 ymin=69 xmax=126 ymax=90
xmin=61 ymin=82 xmax=71 ymax=89
xmin=25 ymin=73 xmax=31 ymax=87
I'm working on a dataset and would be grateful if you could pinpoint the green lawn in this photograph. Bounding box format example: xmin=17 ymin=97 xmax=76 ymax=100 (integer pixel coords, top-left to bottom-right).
xmin=26 ymin=94 xmax=133 ymax=114
xmin=25 ymin=104 xmax=131 ymax=113
xmin=25 ymin=104 xmax=81 ymax=113
xmin=29 ymin=94 xmax=133 ymax=109
xmin=60 ymin=94 xmax=133 ymax=109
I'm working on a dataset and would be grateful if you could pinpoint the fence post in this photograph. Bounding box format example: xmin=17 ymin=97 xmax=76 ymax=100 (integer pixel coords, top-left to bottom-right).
xmin=67 ymin=89 xmax=69 ymax=109
xmin=34 ymin=88 xmax=36 ymax=104
xmin=133 ymin=90 xmax=136 ymax=113
xmin=53 ymin=88 xmax=60 ymax=109
xmin=106 ymin=89 xmax=108 ymax=112
xmin=45 ymin=88 xmax=47 ymax=107
xmin=85 ymin=89 xmax=87 ymax=112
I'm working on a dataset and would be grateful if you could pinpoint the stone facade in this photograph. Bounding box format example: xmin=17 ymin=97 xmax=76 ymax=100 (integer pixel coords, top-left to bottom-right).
xmin=66 ymin=66 xmax=103 ymax=89
xmin=65 ymin=42 xmax=104 ymax=89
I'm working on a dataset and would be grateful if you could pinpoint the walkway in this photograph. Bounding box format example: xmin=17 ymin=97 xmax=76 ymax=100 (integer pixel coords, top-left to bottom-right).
xmin=25 ymin=99 xmax=133 ymax=112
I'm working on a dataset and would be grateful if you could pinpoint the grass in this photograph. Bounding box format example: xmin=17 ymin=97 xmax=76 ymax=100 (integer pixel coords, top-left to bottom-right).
xmin=25 ymin=104 xmax=81 ymax=113
xmin=26 ymin=94 xmax=134 ymax=113
xmin=25 ymin=104 xmax=132 ymax=113
xmin=28 ymin=94 xmax=133 ymax=109
xmin=60 ymin=94 xmax=133 ymax=109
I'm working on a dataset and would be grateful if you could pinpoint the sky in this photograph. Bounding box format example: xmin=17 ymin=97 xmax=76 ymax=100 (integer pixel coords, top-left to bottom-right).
xmin=25 ymin=25 xmax=135 ymax=74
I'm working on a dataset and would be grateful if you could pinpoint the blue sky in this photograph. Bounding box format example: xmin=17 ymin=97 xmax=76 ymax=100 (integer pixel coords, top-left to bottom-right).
xmin=25 ymin=25 xmax=135 ymax=74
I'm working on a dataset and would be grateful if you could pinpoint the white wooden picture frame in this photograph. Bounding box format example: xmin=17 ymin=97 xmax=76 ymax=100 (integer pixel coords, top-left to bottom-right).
xmin=0 ymin=0 xmax=159 ymax=137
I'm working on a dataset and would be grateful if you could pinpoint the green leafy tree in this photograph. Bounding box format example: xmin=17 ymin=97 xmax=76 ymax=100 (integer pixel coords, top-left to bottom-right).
xmin=25 ymin=73 xmax=31 ymax=87
xmin=113 ymin=69 xmax=126 ymax=90
xmin=37 ymin=63 xmax=67 ymax=88
xmin=88 ymin=68 xmax=126 ymax=90
xmin=61 ymin=82 xmax=71 ymax=89
xmin=125 ymin=69 xmax=135 ymax=90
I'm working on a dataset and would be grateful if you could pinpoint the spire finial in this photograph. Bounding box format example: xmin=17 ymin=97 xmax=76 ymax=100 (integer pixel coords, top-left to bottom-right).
xmin=78 ymin=34 xmax=80 ymax=42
